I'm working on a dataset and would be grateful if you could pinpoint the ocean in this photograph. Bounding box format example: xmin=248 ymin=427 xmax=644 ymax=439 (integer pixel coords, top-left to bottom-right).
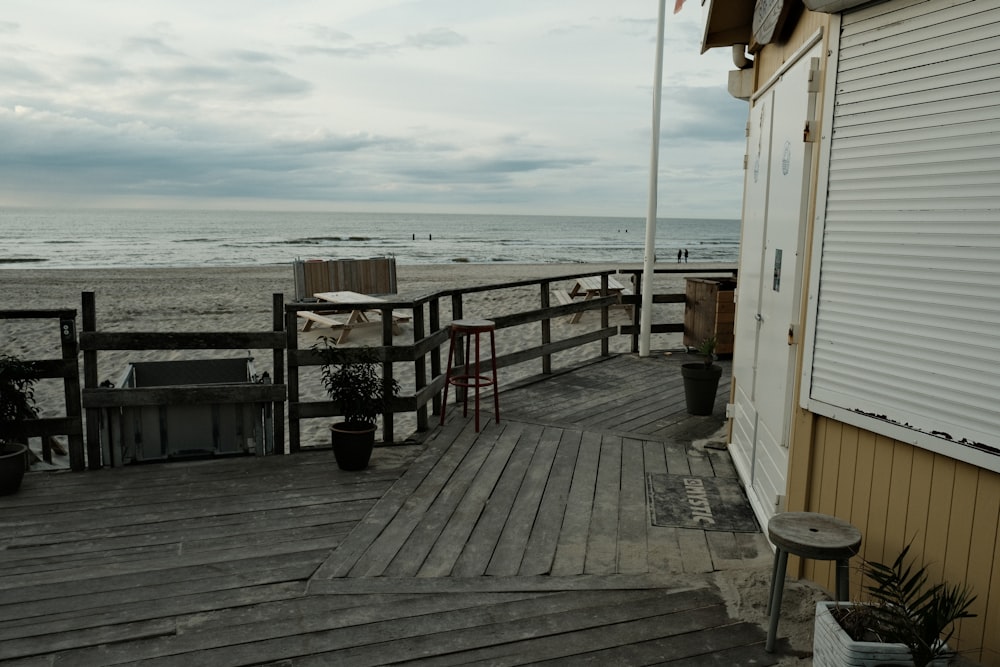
xmin=0 ymin=208 xmax=739 ymax=269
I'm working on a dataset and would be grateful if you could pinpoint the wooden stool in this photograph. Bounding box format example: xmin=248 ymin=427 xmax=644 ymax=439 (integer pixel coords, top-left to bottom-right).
xmin=440 ymin=319 xmax=499 ymax=432
xmin=765 ymin=511 xmax=862 ymax=652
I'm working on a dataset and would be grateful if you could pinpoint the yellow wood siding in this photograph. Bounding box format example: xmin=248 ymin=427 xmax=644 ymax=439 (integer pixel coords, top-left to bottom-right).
xmin=746 ymin=2 xmax=999 ymax=663
xmin=753 ymin=10 xmax=830 ymax=85
xmin=790 ymin=415 xmax=1000 ymax=664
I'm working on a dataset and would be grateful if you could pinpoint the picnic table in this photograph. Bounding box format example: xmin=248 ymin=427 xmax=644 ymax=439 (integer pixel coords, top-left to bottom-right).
xmin=569 ymin=275 xmax=627 ymax=299
xmin=559 ymin=276 xmax=633 ymax=324
xmin=298 ymin=291 xmax=410 ymax=343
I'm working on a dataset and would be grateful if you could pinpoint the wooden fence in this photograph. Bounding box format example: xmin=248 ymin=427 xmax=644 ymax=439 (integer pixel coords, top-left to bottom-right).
xmin=285 ymin=266 xmax=737 ymax=451
xmin=0 ymin=309 xmax=85 ymax=469
xmin=3 ymin=265 xmax=734 ymax=468
xmin=293 ymin=257 xmax=397 ymax=300
xmin=78 ymin=292 xmax=287 ymax=468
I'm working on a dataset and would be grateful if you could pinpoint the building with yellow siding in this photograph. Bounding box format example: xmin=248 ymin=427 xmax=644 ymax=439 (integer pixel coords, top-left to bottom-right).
xmin=699 ymin=0 xmax=1000 ymax=662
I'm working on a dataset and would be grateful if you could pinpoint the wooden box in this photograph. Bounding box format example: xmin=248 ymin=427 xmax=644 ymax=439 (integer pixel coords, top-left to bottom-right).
xmin=683 ymin=277 xmax=736 ymax=356
xmin=293 ymin=257 xmax=397 ymax=300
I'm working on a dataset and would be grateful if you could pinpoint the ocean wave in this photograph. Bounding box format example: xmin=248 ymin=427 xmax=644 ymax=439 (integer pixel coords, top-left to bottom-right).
xmin=2 ymin=210 xmax=739 ymax=269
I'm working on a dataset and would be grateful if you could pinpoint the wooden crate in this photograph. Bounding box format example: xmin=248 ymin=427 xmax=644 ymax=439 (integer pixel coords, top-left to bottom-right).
xmin=293 ymin=257 xmax=397 ymax=300
xmin=683 ymin=277 xmax=736 ymax=356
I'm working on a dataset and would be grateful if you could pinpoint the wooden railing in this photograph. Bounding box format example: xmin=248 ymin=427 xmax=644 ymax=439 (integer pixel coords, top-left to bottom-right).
xmin=285 ymin=265 xmax=736 ymax=451
xmin=5 ymin=265 xmax=734 ymax=468
xmin=0 ymin=309 xmax=85 ymax=469
xmin=79 ymin=292 xmax=287 ymax=469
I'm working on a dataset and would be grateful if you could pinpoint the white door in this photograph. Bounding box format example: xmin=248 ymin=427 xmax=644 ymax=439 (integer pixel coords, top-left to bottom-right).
xmin=730 ymin=42 xmax=821 ymax=526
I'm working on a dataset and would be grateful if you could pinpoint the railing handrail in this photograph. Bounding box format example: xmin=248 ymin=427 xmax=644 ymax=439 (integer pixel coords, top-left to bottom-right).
xmin=285 ymin=264 xmax=737 ymax=451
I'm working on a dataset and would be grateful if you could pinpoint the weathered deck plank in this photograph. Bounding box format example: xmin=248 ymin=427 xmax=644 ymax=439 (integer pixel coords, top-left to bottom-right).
xmin=453 ymin=423 xmax=542 ymax=577
xmin=549 ymin=429 xmax=602 ymax=576
xmin=618 ymin=437 xmax=650 ymax=574
xmin=417 ymin=424 xmax=522 ymax=578
xmin=485 ymin=425 xmax=562 ymax=577
xmin=0 ymin=353 xmax=782 ymax=665
xmin=583 ymin=434 xmax=622 ymax=574
xmin=518 ymin=428 xmax=580 ymax=576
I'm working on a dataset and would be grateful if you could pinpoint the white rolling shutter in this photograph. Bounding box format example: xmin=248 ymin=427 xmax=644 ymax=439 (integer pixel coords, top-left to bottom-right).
xmin=807 ymin=0 xmax=1000 ymax=469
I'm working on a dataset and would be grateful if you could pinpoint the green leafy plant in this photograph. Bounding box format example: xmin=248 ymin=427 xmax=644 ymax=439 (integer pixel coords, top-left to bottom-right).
xmin=836 ymin=543 xmax=977 ymax=667
xmin=314 ymin=337 xmax=400 ymax=428
xmin=696 ymin=336 xmax=717 ymax=368
xmin=0 ymin=354 xmax=39 ymax=441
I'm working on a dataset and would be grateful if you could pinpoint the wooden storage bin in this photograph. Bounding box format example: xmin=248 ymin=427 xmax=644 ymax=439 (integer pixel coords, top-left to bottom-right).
xmin=683 ymin=277 xmax=736 ymax=356
xmin=293 ymin=257 xmax=397 ymax=300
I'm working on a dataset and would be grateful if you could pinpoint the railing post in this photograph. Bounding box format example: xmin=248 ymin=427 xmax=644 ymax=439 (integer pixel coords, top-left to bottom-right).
xmin=59 ymin=314 xmax=85 ymax=471
xmin=271 ymin=293 xmax=285 ymax=455
xmin=430 ymin=298 xmax=442 ymax=417
xmin=449 ymin=293 xmax=465 ymax=403
xmin=413 ymin=303 xmax=428 ymax=432
xmin=600 ymin=274 xmax=610 ymax=357
xmin=540 ymin=281 xmax=552 ymax=375
xmin=81 ymin=291 xmax=102 ymax=470
xmin=380 ymin=306 xmax=395 ymax=444
xmin=631 ymin=270 xmax=642 ymax=353
xmin=285 ymin=305 xmax=300 ymax=453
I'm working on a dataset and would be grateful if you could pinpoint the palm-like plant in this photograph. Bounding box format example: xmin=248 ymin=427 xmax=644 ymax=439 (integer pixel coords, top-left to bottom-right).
xmin=858 ymin=543 xmax=977 ymax=667
xmin=696 ymin=336 xmax=718 ymax=368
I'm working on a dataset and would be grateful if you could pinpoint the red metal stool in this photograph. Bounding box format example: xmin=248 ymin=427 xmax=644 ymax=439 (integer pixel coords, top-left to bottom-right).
xmin=440 ymin=318 xmax=499 ymax=432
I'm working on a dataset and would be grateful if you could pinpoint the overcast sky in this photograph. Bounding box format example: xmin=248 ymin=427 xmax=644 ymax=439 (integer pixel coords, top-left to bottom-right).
xmin=0 ymin=1 xmax=748 ymax=219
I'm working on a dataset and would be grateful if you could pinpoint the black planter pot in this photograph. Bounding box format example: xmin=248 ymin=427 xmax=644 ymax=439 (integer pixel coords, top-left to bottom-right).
xmin=681 ymin=363 xmax=723 ymax=416
xmin=0 ymin=442 xmax=28 ymax=495
xmin=330 ymin=422 xmax=377 ymax=471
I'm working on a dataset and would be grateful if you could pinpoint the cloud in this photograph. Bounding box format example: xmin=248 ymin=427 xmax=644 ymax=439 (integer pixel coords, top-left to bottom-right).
xmin=0 ymin=57 xmax=48 ymax=85
xmin=122 ymin=35 xmax=183 ymax=57
xmin=404 ymin=27 xmax=467 ymax=50
xmin=0 ymin=1 xmax=747 ymax=218
xmin=662 ymin=85 xmax=748 ymax=143
xmin=297 ymin=25 xmax=467 ymax=59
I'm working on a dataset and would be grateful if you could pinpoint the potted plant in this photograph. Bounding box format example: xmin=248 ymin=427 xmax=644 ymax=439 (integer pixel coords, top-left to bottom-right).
xmin=0 ymin=354 xmax=39 ymax=494
xmin=681 ymin=336 xmax=722 ymax=415
xmin=813 ymin=543 xmax=977 ymax=667
xmin=315 ymin=337 xmax=400 ymax=471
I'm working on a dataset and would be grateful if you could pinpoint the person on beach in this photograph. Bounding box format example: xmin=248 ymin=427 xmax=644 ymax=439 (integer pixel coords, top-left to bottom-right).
xmin=684 ymin=249 xmax=689 ymax=262
xmin=677 ymin=249 xmax=682 ymax=262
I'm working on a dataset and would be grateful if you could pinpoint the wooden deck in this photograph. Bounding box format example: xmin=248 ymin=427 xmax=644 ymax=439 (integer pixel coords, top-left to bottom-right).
xmin=0 ymin=353 xmax=784 ymax=666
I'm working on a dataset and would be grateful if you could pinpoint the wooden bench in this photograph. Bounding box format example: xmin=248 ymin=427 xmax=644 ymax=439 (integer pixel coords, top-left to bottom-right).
xmin=551 ymin=290 xmax=577 ymax=323
xmin=620 ymin=287 xmax=634 ymax=317
xmin=299 ymin=309 xmax=412 ymax=344
xmin=556 ymin=285 xmax=632 ymax=324
xmin=552 ymin=290 xmax=574 ymax=306
xmin=298 ymin=311 xmax=347 ymax=333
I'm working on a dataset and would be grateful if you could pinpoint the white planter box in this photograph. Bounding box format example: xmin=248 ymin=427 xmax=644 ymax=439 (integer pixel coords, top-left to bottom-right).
xmin=813 ymin=601 xmax=948 ymax=667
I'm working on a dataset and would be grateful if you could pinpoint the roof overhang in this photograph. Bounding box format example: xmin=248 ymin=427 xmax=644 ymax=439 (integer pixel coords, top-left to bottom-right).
xmin=802 ymin=0 xmax=869 ymax=12
xmin=701 ymin=0 xmax=755 ymax=53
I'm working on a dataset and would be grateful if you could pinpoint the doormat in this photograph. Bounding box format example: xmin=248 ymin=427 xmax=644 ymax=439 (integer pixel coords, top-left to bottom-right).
xmin=646 ymin=473 xmax=759 ymax=532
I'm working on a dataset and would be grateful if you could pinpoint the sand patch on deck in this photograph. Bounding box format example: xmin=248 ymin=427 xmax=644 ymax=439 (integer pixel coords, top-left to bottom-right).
xmin=715 ymin=567 xmax=829 ymax=664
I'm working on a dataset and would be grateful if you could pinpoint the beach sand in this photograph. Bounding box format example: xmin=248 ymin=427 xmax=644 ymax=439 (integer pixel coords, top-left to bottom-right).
xmin=0 ymin=262 xmax=824 ymax=662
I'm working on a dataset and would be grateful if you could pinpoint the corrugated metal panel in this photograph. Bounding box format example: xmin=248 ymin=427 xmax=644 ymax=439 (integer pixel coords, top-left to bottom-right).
xmin=810 ymin=0 xmax=1000 ymax=459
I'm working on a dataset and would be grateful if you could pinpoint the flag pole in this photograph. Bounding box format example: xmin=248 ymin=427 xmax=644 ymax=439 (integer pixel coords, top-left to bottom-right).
xmin=639 ymin=0 xmax=667 ymax=357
